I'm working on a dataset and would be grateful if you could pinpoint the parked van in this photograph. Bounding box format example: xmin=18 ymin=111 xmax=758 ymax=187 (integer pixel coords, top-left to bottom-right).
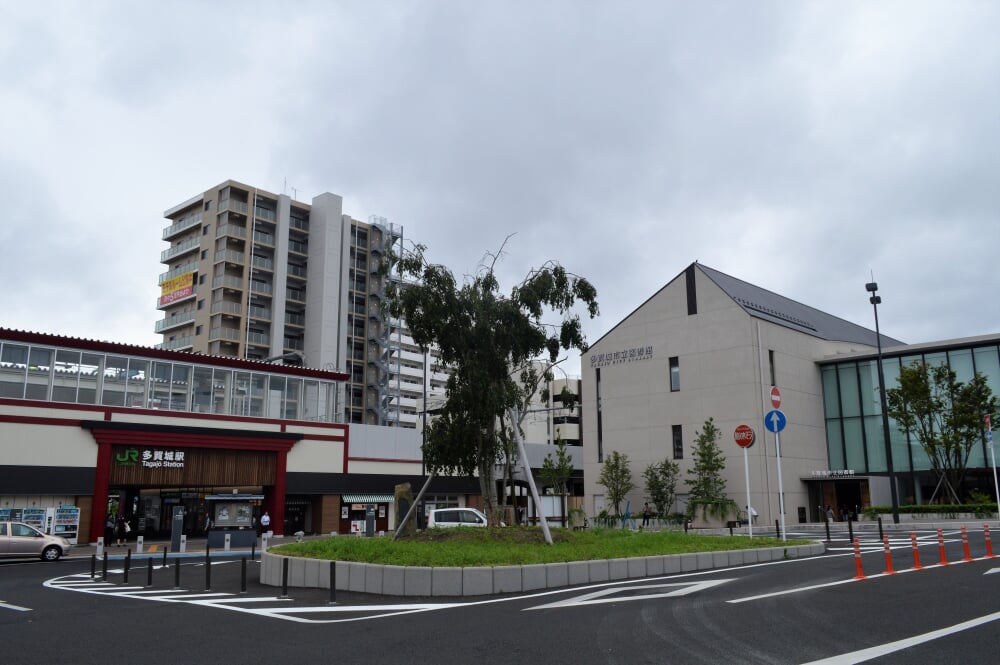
xmin=426 ymin=507 xmax=489 ymax=528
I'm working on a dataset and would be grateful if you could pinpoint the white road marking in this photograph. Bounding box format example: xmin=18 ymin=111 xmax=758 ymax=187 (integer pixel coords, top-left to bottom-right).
xmin=0 ymin=600 xmax=32 ymax=612
xmin=527 ymin=579 xmax=734 ymax=610
xmin=800 ymin=610 xmax=1000 ymax=664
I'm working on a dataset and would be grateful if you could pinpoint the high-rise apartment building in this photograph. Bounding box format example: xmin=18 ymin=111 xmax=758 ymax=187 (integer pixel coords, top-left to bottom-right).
xmin=156 ymin=179 xmax=446 ymax=426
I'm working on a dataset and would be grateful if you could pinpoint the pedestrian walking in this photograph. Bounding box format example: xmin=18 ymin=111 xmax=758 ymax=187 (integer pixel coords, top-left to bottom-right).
xmin=260 ymin=511 xmax=271 ymax=535
xmin=642 ymin=503 xmax=651 ymax=528
xmin=115 ymin=514 xmax=127 ymax=546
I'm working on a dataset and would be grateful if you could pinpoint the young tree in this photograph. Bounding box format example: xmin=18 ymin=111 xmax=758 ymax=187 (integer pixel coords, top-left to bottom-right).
xmin=643 ymin=457 xmax=680 ymax=520
xmin=540 ymin=434 xmax=574 ymax=524
xmin=386 ymin=239 xmax=598 ymax=524
xmin=685 ymin=417 xmax=735 ymax=519
xmin=597 ymin=451 xmax=635 ymax=517
xmin=885 ymin=362 xmax=998 ymax=503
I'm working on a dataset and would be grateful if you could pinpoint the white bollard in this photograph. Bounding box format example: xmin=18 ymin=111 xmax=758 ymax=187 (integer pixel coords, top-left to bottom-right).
xmin=262 ymin=533 xmax=269 ymax=550
xmin=180 ymin=534 xmax=187 ymax=553
xmin=224 ymin=533 xmax=231 ymax=551
xmin=97 ymin=537 xmax=105 ymax=556
xmin=136 ymin=535 xmax=144 ymax=554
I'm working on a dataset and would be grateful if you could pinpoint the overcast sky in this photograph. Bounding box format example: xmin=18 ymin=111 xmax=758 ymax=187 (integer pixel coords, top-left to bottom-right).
xmin=2 ymin=1 xmax=997 ymax=376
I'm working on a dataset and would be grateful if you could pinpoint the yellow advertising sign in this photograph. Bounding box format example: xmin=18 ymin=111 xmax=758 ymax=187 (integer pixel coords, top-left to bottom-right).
xmin=160 ymin=272 xmax=194 ymax=305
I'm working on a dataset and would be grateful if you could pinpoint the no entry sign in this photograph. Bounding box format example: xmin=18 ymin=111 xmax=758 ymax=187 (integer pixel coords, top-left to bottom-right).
xmin=734 ymin=424 xmax=755 ymax=448
xmin=770 ymin=386 xmax=782 ymax=409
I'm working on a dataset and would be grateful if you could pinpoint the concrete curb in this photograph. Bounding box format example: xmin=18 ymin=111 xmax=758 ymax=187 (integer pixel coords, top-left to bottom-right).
xmin=259 ymin=542 xmax=826 ymax=597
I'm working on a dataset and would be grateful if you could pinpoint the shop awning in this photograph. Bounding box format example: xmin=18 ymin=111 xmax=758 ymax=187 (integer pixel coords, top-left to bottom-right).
xmin=205 ymin=494 xmax=265 ymax=501
xmin=342 ymin=494 xmax=395 ymax=503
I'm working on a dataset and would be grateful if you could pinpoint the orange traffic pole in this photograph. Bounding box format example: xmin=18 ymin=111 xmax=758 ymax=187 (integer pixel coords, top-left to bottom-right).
xmin=985 ymin=524 xmax=995 ymax=559
xmin=852 ymin=537 xmax=866 ymax=580
xmin=882 ymin=535 xmax=896 ymax=574
xmin=961 ymin=526 xmax=973 ymax=562
xmin=910 ymin=532 xmax=923 ymax=570
xmin=937 ymin=528 xmax=949 ymax=566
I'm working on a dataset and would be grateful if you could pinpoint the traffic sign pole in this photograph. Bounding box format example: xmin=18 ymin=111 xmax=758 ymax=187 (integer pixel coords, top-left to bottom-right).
xmin=743 ymin=446 xmax=753 ymax=539
xmin=734 ymin=424 xmax=756 ymax=539
xmin=765 ymin=406 xmax=788 ymax=542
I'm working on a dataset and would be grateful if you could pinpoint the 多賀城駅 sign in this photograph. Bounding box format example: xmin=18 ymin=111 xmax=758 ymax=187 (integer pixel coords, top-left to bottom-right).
xmin=115 ymin=448 xmax=186 ymax=469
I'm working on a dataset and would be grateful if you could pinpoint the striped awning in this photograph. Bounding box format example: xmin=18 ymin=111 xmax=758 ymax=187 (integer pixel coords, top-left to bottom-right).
xmin=342 ymin=494 xmax=394 ymax=503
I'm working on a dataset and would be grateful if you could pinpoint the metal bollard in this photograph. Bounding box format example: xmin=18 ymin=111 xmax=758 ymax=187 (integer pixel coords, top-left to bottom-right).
xmin=205 ymin=549 xmax=211 ymax=591
xmin=882 ymin=535 xmax=896 ymax=574
xmin=775 ymin=519 xmax=781 ymax=540
xmin=910 ymin=532 xmax=923 ymax=570
xmin=147 ymin=557 xmax=153 ymax=586
xmin=90 ymin=553 xmax=97 ymax=579
xmin=174 ymin=557 xmax=181 ymax=588
xmin=124 ymin=550 xmax=131 ymax=584
xmin=824 ymin=517 xmax=831 ymax=543
xmin=251 ymin=539 xmax=256 ymax=561
xmin=877 ymin=517 xmax=884 ymax=541
xmin=279 ymin=557 xmax=289 ymax=599
xmin=847 ymin=517 xmax=854 ymax=543
xmin=329 ymin=560 xmax=336 ymax=605
xmin=102 ymin=552 xmax=108 ymax=581
xmin=163 ymin=547 xmax=168 ymax=567
xmin=937 ymin=529 xmax=949 ymax=566
xmin=241 ymin=557 xmax=247 ymax=594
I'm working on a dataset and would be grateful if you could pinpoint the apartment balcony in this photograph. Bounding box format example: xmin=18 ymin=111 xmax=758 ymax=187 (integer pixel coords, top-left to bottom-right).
xmin=249 ymin=282 xmax=273 ymax=296
xmin=160 ymin=237 xmax=200 ymax=262
xmin=246 ymin=332 xmax=270 ymax=346
xmin=216 ymin=223 xmax=247 ymax=240
xmin=209 ymin=326 xmax=241 ymax=342
xmin=210 ymin=301 xmax=243 ymax=317
xmin=154 ymin=310 xmax=196 ymax=333
xmin=219 ymin=199 xmax=249 ymax=216
xmin=215 ymin=249 xmax=245 ymax=267
xmin=287 ymin=264 xmax=307 ymax=281
xmin=212 ymin=275 xmax=245 ymax=291
xmin=162 ymin=214 xmax=202 ymax=240
xmin=252 ymin=255 xmax=274 ymax=272
xmin=286 ymin=288 xmax=306 ymax=304
xmin=248 ymin=304 xmax=272 ymax=321
xmin=155 ymin=336 xmax=194 ymax=351
xmin=285 ymin=312 xmax=305 ymax=328
xmin=288 ymin=239 xmax=308 ymax=255
xmin=158 ymin=261 xmax=198 ymax=285
xmin=253 ymin=230 xmax=275 ymax=246
xmin=290 ymin=217 xmax=309 ymax=232
xmin=253 ymin=206 xmax=277 ymax=222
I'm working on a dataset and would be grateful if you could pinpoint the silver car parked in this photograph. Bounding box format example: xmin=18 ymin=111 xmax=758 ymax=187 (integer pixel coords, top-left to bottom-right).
xmin=0 ymin=521 xmax=72 ymax=561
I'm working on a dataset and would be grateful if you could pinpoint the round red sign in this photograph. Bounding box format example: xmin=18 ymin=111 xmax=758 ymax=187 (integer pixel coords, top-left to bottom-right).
xmin=770 ymin=386 xmax=782 ymax=409
xmin=734 ymin=424 xmax=755 ymax=448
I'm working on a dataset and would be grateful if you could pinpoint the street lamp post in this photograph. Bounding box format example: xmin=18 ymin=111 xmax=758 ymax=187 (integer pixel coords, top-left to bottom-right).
xmin=866 ymin=281 xmax=900 ymax=524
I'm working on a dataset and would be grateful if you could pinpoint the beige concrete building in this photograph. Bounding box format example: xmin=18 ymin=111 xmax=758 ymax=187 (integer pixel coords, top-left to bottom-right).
xmin=156 ymin=180 xmax=446 ymax=427
xmin=582 ymin=262 xmax=898 ymax=525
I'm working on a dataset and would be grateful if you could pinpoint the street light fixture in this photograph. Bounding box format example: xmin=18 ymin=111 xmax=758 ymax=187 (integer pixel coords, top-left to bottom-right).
xmin=866 ymin=281 xmax=900 ymax=524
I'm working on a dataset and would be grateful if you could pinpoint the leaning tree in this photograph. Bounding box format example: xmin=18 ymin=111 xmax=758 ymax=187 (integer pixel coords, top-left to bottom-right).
xmin=385 ymin=238 xmax=598 ymax=525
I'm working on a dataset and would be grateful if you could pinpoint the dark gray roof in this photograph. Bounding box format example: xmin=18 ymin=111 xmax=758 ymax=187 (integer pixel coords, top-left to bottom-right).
xmin=698 ymin=264 xmax=904 ymax=347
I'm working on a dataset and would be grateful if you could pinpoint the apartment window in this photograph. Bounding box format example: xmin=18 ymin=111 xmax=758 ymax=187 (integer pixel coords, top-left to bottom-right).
xmin=197 ymin=299 xmax=204 ymax=310
xmin=201 ymin=250 xmax=207 ymax=260
xmin=199 ymin=274 xmax=206 ymax=285
xmin=203 ymin=225 xmax=210 ymax=235
xmin=204 ymin=201 xmax=211 ymax=211
xmin=669 ymin=356 xmax=680 ymax=392
xmin=195 ymin=325 xmax=203 ymax=336
xmin=672 ymin=425 xmax=683 ymax=459
xmin=768 ymin=350 xmax=776 ymax=386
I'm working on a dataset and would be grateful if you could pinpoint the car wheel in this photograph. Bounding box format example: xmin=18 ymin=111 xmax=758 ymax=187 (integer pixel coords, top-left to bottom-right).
xmin=41 ymin=546 xmax=62 ymax=562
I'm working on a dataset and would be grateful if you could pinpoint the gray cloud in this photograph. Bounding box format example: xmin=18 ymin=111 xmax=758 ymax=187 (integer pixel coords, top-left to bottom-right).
xmin=1 ymin=1 xmax=997 ymax=373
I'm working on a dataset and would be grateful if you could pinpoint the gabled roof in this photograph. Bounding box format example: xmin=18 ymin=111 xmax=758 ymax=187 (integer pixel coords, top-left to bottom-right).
xmin=698 ymin=264 xmax=904 ymax=347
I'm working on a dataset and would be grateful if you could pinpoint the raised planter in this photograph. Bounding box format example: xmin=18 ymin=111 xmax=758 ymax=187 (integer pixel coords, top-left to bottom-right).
xmin=260 ymin=541 xmax=827 ymax=597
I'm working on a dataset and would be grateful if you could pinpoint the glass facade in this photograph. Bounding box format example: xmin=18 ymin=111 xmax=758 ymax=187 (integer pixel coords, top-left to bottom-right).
xmin=0 ymin=338 xmax=339 ymax=423
xmin=821 ymin=340 xmax=1000 ymax=501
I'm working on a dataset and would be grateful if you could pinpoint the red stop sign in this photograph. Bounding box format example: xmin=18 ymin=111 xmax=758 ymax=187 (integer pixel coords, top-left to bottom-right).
xmin=734 ymin=424 xmax=755 ymax=448
xmin=770 ymin=386 xmax=782 ymax=409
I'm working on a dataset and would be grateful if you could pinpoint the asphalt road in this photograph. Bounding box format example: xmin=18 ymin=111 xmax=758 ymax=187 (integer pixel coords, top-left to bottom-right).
xmin=2 ymin=527 xmax=999 ymax=664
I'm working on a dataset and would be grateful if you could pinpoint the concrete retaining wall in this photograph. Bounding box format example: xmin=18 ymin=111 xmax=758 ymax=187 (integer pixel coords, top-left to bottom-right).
xmin=259 ymin=542 xmax=825 ymax=597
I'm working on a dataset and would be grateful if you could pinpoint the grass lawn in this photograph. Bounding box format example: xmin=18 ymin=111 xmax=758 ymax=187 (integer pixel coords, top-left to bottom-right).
xmin=270 ymin=526 xmax=812 ymax=567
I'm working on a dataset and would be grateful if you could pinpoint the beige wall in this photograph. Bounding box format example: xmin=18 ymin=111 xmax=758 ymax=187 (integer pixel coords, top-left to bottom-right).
xmin=582 ymin=267 xmax=867 ymax=525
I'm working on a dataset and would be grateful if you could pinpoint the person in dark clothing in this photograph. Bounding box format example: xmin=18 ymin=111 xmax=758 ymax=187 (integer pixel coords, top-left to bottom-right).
xmin=115 ymin=514 xmax=127 ymax=546
xmin=104 ymin=514 xmax=115 ymax=547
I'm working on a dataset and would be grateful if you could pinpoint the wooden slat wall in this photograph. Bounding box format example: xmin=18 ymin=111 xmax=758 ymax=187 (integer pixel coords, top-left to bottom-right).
xmin=110 ymin=446 xmax=276 ymax=486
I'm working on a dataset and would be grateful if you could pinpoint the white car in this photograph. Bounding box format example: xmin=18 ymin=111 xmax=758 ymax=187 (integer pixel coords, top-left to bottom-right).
xmin=0 ymin=521 xmax=72 ymax=561
xmin=426 ymin=508 xmax=490 ymax=528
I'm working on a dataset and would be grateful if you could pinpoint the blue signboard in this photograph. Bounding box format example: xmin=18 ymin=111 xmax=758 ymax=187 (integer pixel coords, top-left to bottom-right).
xmin=764 ymin=409 xmax=787 ymax=433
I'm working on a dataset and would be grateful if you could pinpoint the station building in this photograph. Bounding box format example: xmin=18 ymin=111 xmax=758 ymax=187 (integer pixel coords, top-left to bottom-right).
xmin=0 ymin=328 xmax=476 ymax=544
xmin=582 ymin=263 xmax=1000 ymax=525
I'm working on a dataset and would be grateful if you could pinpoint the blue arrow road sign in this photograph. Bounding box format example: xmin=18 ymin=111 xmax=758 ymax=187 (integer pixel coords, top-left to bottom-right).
xmin=764 ymin=409 xmax=787 ymax=433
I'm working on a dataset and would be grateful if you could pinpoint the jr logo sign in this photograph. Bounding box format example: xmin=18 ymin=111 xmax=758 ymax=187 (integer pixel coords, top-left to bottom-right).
xmin=115 ymin=448 xmax=140 ymax=466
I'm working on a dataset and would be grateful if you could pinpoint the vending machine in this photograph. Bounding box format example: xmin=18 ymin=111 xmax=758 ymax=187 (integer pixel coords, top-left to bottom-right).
xmin=49 ymin=506 xmax=81 ymax=544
